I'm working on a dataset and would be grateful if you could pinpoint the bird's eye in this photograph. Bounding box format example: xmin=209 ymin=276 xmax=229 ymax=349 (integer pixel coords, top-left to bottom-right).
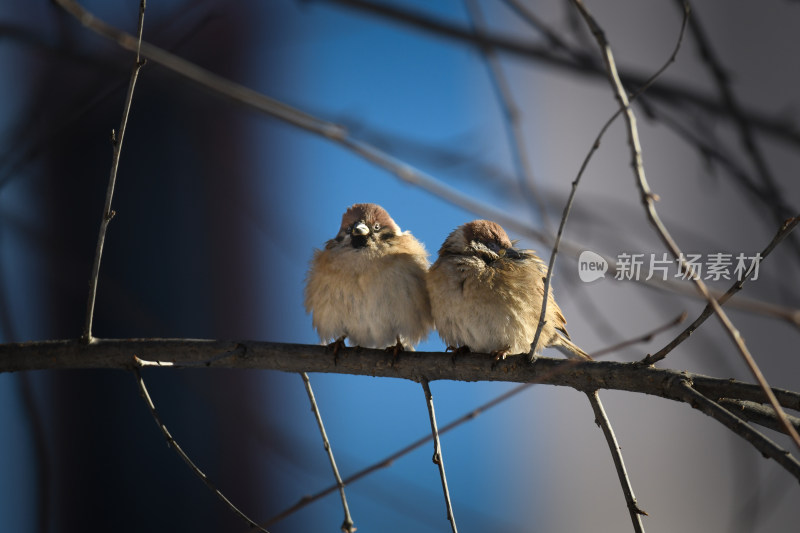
xmin=373 ymin=223 xmax=381 ymax=231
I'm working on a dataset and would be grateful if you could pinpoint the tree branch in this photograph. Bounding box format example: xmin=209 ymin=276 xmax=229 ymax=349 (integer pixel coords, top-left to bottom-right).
xmin=718 ymin=399 xmax=800 ymax=435
xmin=3 ymin=338 xmax=799 ymax=478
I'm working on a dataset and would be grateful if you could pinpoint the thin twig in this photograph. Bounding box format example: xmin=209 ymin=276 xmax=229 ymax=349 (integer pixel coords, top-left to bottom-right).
xmin=131 ymin=361 xmax=270 ymax=532
xmin=81 ymin=0 xmax=146 ymax=343
xmin=464 ymin=0 xmax=553 ymax=231
xmin=299 ymin=372 xmax=356 ymax=533
xmin=591 ymin=311 xmax=687 ymax=358
xmin=571 ymin=0 xmax=800 ymax=451
xmin=528 ymin=1 xmax=690 ymax=362
xmin=586 ymin=391 xmax=647 ymax=531
xmin=717 ymin=399 xmax=800 ymax=436
xmin=420 ymin=378 xmax=458 ymax=533
xmin=644 ymin=216 xmax=800 ymax=364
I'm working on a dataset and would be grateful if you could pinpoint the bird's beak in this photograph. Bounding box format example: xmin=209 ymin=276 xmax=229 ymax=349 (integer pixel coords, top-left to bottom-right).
xmin=352 ymin=222 xmax=370 ymax=236
xmin=504 ymin=247 xmax=523 ymax=259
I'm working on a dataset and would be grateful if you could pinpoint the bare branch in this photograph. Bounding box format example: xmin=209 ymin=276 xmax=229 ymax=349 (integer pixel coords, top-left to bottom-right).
xmin=570 ymin=0 xmax=800 ymax=451
xmin=421 ymin=378 xmax=458 ymax=533
xmin=299 ymin=373 xmax=356 ymax=533
xmin=81 ymin=0 xmax=147 ymax=343
xmin=3 ymin=339 xmax=798 ymax=407
xmin=3 ymin=339 xmax=799 ymax=479
xmin=718 ymin=399 xmax=800 ymax=436
xmin=586 ymin=391 xmax=647 ymax=532
xmin=132 ymin=362 xmax=270 ymax=532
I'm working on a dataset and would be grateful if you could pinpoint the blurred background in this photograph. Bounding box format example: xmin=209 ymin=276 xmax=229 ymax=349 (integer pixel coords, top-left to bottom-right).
xmin=1 ymin=0 xmax=799 ymax=531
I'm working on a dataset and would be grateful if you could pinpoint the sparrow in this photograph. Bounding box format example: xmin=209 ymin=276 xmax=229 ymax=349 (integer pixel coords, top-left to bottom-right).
xmin=304 ymin=203 xmax=433 ymax=355
xmin=426 ymin=219 xmax=591 ymax=361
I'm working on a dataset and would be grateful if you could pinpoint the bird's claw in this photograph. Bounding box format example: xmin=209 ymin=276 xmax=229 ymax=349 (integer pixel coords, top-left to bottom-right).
xmin=327 ymin=336 xmax=346 ymax=364
xmin=447 ymin=345 xmax=470 ymax=364
xmin=490 ymin=347 xmax=509 ymax=370
xmin=386 ymin=337 xmax=405 ymax=366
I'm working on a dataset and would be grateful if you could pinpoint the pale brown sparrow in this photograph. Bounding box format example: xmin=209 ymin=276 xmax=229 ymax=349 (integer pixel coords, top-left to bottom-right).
xmin=304 ymin=203 xmax=432 ymax=355
xmin=427 ymin=220 xmax=590 ymax=360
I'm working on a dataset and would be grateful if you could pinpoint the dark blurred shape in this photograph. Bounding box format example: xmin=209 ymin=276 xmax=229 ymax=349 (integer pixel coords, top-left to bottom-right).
xmin=3 ymin=2 xmax=287 ymax=531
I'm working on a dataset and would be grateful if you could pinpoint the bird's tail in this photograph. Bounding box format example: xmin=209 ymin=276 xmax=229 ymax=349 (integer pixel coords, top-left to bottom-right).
xmin=553 ymin=335 xmax=592 ymax=360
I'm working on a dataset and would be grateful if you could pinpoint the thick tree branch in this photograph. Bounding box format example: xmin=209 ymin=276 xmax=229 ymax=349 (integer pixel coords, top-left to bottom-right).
xmin=5 ymin=338 xmax=799 ymax=479
xmin=1 ymin=339 xmax=796 ymax=405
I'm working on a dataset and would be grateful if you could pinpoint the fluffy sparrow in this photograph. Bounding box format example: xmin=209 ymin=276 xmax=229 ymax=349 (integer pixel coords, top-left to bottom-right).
xmin=304 ymin=203 xmax=432 ymax=355
xmin=427 ymin=220 xmax=590 ymax=360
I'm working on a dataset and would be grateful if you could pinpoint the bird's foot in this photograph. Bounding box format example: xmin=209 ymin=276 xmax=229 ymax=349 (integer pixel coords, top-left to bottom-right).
xmin=386 ymin=337 xmax=405 ymax=366
xmin=446 ymin=345 xmax=470 ymax=364
xmin=327 ymin=336 xmax=346 ymax=364
xmin=490 ymin=347 xmax=510 ymax=370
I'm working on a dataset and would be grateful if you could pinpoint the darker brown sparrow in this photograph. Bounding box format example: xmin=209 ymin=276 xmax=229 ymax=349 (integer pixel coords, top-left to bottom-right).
xmin=427 ymin=220 xmax=590 ymax=360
